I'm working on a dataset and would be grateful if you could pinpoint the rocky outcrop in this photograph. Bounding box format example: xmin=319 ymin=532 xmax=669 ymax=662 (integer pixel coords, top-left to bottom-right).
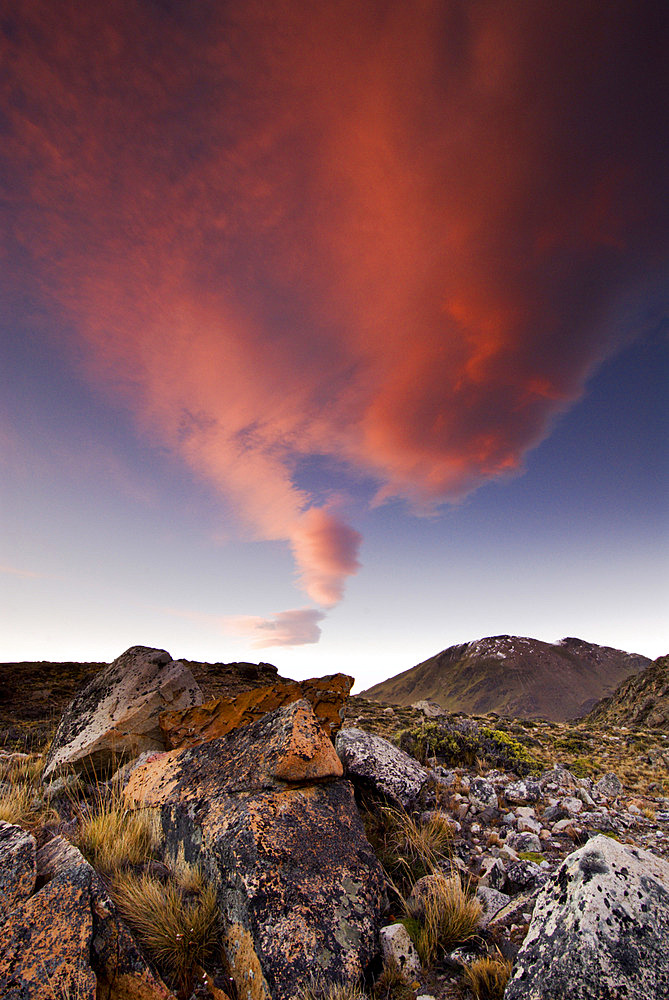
xmin=125 ymin=700 xmax=386 ymax=1000
xmin=43 ymin=646 xmax=203 ymax=779
xmin=0 ymin=834 xmax=175 ymax=1000
xmin=335 ymin=727 xmax=432 ymax=808
xmin=505 ymin=834 xmax=669 ymax=999
xmin=159 ymin=673 xmax=353 ymax=749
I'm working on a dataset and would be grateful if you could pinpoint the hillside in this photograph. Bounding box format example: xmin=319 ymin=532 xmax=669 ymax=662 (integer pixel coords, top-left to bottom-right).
xmin=360 ymin=635 xmax=650 ymax=721
xmin=587 ymin=654 xmax=669 ymax=728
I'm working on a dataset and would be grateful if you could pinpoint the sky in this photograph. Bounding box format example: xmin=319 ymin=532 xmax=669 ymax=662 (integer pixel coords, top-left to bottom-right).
xmin=1 ymin=0 xmax=667 ymax=689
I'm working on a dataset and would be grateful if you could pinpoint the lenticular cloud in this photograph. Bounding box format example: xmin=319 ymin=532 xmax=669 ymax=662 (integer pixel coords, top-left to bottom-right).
xmin=0 ymin=0 xmax=665 ymax=621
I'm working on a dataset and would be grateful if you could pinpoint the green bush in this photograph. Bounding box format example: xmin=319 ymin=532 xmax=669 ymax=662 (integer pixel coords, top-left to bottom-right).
xmin=396 ymin=720 xmax=540 ymax=775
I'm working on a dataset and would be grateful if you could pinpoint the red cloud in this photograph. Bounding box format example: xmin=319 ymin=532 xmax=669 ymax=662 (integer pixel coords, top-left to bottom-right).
xmin=1 ymin=1 xmax=665 ymax=608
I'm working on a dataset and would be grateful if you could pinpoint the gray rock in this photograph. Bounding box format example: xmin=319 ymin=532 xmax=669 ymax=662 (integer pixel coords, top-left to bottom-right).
xmin=43 ymin=646 xmax=203 ymax=779
xmin=595 ymin=771 xmax=623 ymax=798
xmin=379 ymin=924 xmax=421 ymax=975
xmin=502 ymin=859 xmax=548 ymax=895
xmin=517 ymin=815 xmax=541 ymax=835
xmin=411 ymin=699 xmax=446 ymax=718
xmin=504 ymin=779 xmax=541 ymax=805
xmin=478 ymin=856 xmax=506 ymax=891
xmin=335 ymin=727 xmax=431 ymax=808
xmin=505 ymin=834 xmax=669 ymax=999
xmin=0 ymin=822 xmax=36 ymax=924
xmin=561 ymin=795 xmax=583 ymax=816
xmin=476 ymin=886 xmax=510 ymax=927
xmin=506 ymin=831 xmax=542 ymax=853
xmin=539 ymin=767 xmax=578 ymax=793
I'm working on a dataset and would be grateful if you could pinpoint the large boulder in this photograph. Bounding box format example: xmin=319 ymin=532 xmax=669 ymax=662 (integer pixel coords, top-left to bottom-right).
xmin=505 ymin=834 xmax=669 ymax=999
xmin=335 ymin=727 xmax=431 ymax=808
xmin=125 ymin=700 xmax=387 ymax=1000
xmin=43 ymin=646 xmax=203 ymax=779
xmin=159 ymin=673 xmax=353 ymax=749
xmin=0 ymin=822 xmax=36 ymax=924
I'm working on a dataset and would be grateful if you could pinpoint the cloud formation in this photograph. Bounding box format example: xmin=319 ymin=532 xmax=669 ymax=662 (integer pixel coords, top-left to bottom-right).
xmin=225 ymin=608 xmax=326 ymax=649
xmin=1 ymin=1 xmax=666 ymax=617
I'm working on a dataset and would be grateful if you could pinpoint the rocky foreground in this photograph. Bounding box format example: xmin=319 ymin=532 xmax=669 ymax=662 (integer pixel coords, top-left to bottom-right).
xmin=2 ymin=646 xmax=669 ymax=999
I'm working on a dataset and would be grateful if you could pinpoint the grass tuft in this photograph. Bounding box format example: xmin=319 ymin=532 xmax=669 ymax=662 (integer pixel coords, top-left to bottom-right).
xmin=0 ymin=752 xmax=59 ymax=829
xmin=296 ymin=978 xmax=368 ymax=1000
xmin=110 ymin=868 xmax=218 ymax=995
xmin=407 ymin=873 xmax=482 ymax=966
xmin=461 ymin=952 xmax=513 ymax=999
xmin=364 ymin=805 xmax=452 ymax=895
xmin=74 ymin=783 xmax=158 ymax=876
xmin=372 ymin=956 xmax=415 ymax=1000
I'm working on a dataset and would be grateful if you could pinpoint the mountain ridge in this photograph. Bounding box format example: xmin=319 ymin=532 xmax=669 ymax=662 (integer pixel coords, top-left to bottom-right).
xmin=361 ymin=635 xmax=651 ymax=721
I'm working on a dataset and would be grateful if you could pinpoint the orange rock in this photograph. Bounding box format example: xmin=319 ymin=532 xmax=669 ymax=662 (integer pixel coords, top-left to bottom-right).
xmin=127 ymin=699 xmax=342 ymax=807
xmin=159 ymin=673 xmax=353 ymax=750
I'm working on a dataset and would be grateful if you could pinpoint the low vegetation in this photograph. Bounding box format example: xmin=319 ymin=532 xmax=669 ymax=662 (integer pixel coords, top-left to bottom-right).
xmin=74 ymin=782 xmax=159 ymax=876
xmin=396 ymin=718 xmax=541 ymax=775
xmin=111 ymin=867 xmax=218 ymax=996
xmin=363 ymin=804 xmax=453 ymax=895
xmin=405 ymin=873 xmax=482 ymax=966
xmin=462 ymin=952 xmax=513 ymax=1000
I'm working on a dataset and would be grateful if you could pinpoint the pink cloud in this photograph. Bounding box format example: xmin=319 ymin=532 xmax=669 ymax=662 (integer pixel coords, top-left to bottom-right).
xmin=0 ymin=1 xmax=665 ymax=610
xmin=224 ymin=608 xmax=326 ymax=649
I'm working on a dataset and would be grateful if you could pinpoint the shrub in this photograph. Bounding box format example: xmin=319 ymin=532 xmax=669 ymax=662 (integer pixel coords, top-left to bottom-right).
xmin=110 ymin=868 xmax=218 ymax=995
xmin=396 ymin=720 xmax=540 ymax=775
xmin=462 ymin=952 xmax=513 ymax=999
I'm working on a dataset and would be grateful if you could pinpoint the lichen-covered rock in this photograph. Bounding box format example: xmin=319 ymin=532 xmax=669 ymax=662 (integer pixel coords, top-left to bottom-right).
xmin=0 ymin=842 xmax=98 ymax=999
xmin=468 ymin=777 xmax=498 ymax=813
xmin=126 ymin=701 xmax=386 ymax=1000
xmin=43 ymin=646 xmax=203 ymax=779
xmin=159 ymin=673 xmax=353 ymax=749
xmin=335 ymin=727 xmax=431 ymax=808
xmin=411 ymin=699 xmax=446 ymax=718
xmin=0 ymin=822 xmax=36 ymax=924
xmin=505 ymin=834 xmax=669 ymax=999
xmin=29 ymin=836 xmax=175 ymax=1000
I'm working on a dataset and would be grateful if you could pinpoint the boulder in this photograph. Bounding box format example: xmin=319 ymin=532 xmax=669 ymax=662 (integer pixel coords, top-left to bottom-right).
xmin=468 ymin=777 xmax=498 ymax=813
xmin=379 ymin=924 xmax=421 ymax=976
xmin=505 ymin=834 xmax=669 ymax=999
xmin=43 ymin=646 xmax=203 ymax=779
xmin=411 ymin=699 xmax=446 ymax=718
xmin=159 ymin=673 xmax=353 ymax=749
xmin=125 ymin=701 xmax=386 ymax=1000
xmin=335 ymin=727 xmax=431 ymax=808
xmin=0 ymin=822 xmax=36 ymax=924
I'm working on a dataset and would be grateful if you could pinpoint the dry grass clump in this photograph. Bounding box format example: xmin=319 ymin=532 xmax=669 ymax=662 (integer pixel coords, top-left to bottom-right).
xmin=364 ymin=805 xmax=453 ymax=894
xmin=407 ymin=873 xmax=482 ymax=966
xmin=74 ymin=783 xmax=158 ymax=876
xmin=0 ymin=752 xmax=59 ymax=829
xmin=372 ymin=956 xmax=415 ymax=1000
xmin=461 ymin=952 xmax=513 ymax=999
xmin=111 ymin=867 xmax=218 ymax=996
xmin=295 ymin=978 xmax=368 ymax=1000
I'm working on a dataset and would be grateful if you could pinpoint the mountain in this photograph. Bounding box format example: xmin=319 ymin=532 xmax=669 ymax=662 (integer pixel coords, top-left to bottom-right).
xmin=360 ymin=635 xmax=650 ymax=721
xmin=586 ymin=654 xmax=669 ymax=729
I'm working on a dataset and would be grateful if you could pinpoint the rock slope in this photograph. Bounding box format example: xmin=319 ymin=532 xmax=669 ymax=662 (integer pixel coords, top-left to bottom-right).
xmin=361 ymin=635 xmax=650 ymax=720
xmin=587 ymin=654 xmax=669 ymax=729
